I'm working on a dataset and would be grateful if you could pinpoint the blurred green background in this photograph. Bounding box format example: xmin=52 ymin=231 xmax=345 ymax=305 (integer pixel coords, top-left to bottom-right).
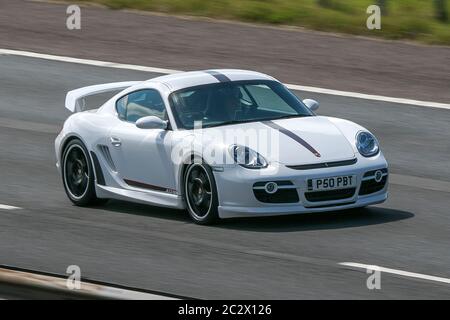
xmin=78 ymin=0 xmax=449 ymax=44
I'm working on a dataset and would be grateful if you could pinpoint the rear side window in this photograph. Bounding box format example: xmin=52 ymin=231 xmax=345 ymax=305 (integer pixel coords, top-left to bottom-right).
xmin=116 ymin=89 xmax=167 ymax=123
xmin=116 ymin=95 xmax=127 ymax=120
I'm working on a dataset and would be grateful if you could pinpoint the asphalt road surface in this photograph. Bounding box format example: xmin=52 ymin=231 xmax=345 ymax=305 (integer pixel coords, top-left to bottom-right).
xmin=0 ymin=54 xmax=449 ymax=299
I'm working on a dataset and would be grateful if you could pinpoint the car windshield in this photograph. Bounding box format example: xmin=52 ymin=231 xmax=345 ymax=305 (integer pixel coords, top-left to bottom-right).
xmin=169 ymin=80 xmax=313 ymax=129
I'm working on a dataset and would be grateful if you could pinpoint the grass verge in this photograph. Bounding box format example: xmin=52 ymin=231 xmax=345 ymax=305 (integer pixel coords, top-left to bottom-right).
xmin=74 ymin=0 xmax=450 ymax=45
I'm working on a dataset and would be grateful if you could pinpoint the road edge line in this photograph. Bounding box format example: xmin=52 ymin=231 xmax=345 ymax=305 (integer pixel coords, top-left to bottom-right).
xmin=0 ymin=204 xmax=21 ymax=210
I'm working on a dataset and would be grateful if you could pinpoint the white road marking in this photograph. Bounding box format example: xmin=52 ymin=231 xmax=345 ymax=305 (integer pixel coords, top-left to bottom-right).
xmin=0 ymin=204 xmax=21 ymax=210
xmin=1 ymin=48 xmax=449 ymax=110
xmin=285 ymin=84 xmax=450 ymax=110
xmin=0 ymin=49 xmax=180 ymax=75
xmin=339 ymin=262 xmax=450 ymax=285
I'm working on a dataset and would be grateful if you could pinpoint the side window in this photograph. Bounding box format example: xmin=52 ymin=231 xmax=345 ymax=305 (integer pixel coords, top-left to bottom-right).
xmin=116 ymin=89 xmax=167 ymax=123
xmin=116 ymin=95 xmax=127 ymax=120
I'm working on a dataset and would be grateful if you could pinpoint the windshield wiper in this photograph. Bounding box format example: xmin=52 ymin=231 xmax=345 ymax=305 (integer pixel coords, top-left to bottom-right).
xmin=207 ymin=119 xmax=256 ymax=128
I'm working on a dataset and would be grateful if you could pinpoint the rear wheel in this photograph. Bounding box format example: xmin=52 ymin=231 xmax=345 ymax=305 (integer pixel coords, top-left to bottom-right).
xmin=184 ymin=162 xmax=219 ymax=225
xmin=62 ymin=139 xmax=105 ymax=206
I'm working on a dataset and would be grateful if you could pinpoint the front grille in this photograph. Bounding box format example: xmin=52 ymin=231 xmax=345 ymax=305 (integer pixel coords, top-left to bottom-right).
xmin=304 ymin=188 xmax=356 ymax=202
xmin=253 ymin=189 xmax=299 ymax=203
xmin=253 ymin=181 xmax=298 ymax=203
xmin=363 ymin=168 xmax=388 ymax=178
xmin=359 ymin=176 xmax=387 ymax=195
xmin=286 ymin=158 xmax=357 ymax=170
xmin=253 ymin=180 xmax=293 ymax=187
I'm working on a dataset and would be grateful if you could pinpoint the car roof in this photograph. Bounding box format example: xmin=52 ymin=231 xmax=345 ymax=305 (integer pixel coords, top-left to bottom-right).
xmin=146 ymin=69 xmax=277 ymax=92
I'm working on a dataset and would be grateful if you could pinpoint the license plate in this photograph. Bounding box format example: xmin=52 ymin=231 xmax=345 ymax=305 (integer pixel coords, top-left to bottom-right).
xmin=308 ymin=175 xmax=356 ymax=191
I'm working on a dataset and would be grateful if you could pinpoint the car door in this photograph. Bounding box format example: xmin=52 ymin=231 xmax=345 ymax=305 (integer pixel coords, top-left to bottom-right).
xmin=109 ymin=89 xmax=177 ymax=194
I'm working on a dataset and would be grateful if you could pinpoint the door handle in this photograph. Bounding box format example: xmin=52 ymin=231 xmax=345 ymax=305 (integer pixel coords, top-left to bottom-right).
xmin=110 ymin=137 xmax=122 ymax=147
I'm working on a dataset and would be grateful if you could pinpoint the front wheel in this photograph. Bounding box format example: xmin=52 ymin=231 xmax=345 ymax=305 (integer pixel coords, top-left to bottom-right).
xmin=184 ymin=162 xmax=219 ymax=225
xmin=62 ymin=139 xmax=105 ymax=206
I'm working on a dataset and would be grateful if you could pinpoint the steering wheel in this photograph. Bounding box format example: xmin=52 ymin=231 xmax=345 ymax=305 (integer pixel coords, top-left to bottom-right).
xmin=180 ymin=110 xmax=205 ymax=126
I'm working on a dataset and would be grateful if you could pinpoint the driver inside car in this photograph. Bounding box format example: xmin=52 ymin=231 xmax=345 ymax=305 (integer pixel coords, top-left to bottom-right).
xmin=207 ymin=86 xmax=242 ymax=122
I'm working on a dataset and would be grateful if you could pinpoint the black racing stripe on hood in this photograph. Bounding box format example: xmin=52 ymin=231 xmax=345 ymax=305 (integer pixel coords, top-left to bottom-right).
xmin=262 ymin=120 xmax=321 ymax=158
xmin=204 ymin=70 xmax=231 ymax=82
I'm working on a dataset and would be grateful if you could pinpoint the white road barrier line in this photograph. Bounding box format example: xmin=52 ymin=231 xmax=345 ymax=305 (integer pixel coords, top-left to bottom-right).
xmin=285 ymin=84 xmax=450 ymax=110
xmin=0 ymin=267 xmax=178 ymax=300
xmin=0 ymin=49 xmax=180 ymax=74
xmin=339 ymin=262 xmax=450 ymax=285
xmin=0 ymin=204 xmax=21 ymax=210
xmin=1 ymin=48 xmax=449 ymax=110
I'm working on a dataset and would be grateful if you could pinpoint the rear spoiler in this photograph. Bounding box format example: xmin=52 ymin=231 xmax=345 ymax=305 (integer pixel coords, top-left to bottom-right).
xmin=65 ymin=81 xmax=142 ymax=112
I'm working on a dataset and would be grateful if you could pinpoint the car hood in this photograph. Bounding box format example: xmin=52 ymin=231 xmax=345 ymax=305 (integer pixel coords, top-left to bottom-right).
xmin=200 ymin=116 xmax=356 ymax=166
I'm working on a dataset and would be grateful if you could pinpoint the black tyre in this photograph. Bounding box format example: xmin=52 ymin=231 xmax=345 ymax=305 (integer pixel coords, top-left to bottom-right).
xmin=62 ymin=139 xmax=105 ymax=206
xmin=184 ymin=162 xmax=219 ymax=225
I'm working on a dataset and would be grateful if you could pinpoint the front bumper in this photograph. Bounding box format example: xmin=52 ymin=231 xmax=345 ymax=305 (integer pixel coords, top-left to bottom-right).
xmin=214 ymin=152 xmax=388 ymax=219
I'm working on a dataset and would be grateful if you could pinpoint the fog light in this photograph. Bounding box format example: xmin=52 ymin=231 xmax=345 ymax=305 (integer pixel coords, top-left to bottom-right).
xmin=374 ymin=170 xmax=383 ymax=183
xmin=264 ymin=182 xmax=278 ymax=194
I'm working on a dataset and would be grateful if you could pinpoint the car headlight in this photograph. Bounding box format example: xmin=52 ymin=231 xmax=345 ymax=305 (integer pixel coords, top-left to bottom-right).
xmin=356 ymin=131 xmax=379 ymax=157
xmin=231 ymin=145 xmax=268 ymax=169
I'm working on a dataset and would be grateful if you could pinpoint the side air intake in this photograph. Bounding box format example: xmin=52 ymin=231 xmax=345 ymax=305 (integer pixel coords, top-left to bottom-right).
xmin=98 ymin=145 xmax=117 ymax=172
xmin=90 ymin=151 xmax=106 ymax=186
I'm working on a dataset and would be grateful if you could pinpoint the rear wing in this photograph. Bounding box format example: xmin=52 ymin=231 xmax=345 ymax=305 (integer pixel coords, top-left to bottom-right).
xmin=65 ymin=81 xmax=142 ymax=112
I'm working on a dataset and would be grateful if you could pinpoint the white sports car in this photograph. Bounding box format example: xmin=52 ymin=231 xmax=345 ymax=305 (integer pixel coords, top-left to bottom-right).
xmin=55 ymin=69 xmax=388 ymax=224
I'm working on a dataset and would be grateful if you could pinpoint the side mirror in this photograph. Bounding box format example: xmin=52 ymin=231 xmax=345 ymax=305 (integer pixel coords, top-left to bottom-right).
xmin=303 ymin=99 xmax=319 ymax=111
xmin=136 ymin=116 xmax=167 ymax=130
